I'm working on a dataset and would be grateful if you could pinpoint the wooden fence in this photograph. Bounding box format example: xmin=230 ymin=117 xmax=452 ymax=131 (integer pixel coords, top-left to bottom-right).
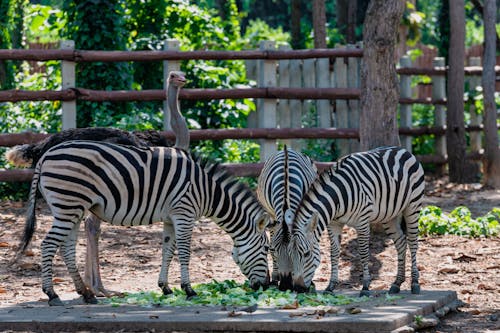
xmin=0 ymin=40 xmax=498 ymax=180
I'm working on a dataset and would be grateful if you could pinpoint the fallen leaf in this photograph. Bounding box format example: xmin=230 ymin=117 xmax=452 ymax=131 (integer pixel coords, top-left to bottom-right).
xmin=227 ymin=311 xmax=242 ymax=317
xmin=289 ymin=312 xmax=305 ymax=318
xmin=0 ymin=287 xmax=7 ymax=293
xmin=477 ymin=283 xmax=495 ymax=290
xmin=0 ymin=242 xmax=9 ymax=248
xmin=23 ymin=250 xmax=35 ymax=257
xmin=453 ymin=253 xmax=477 ymax=262
xmin=346 ymin=307 xmax=362 ymax=314
xmin=53 ymin=278 xmax=65 ymax=284
xmin=19 ymin=263 xmax=39 ymax=270
xmin=280 ymin=301 xmax=299 ymax=310
xmin=438 ymin=266 xmax=459 ymax=274
xmin=149 ymin=315 xmax=159 ymax=319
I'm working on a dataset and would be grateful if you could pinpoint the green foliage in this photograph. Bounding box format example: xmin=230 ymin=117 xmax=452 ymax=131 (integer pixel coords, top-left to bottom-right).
xmin=242 ymin=19 xmax=290 ymax=49
xmin=0 ymin=0 xmax=15 ymax=90
xmin=62 ymin=0 xmax=132 ymax=128
xmin=0 ymin=60 xmax=62 ymax=134
xmin=419 ymin=206 xmax=500 ymax=238
xmin=104 ymin=279 xmax=368 ymax=308
xmin=24 ymin=4 xmax=65 ymax=43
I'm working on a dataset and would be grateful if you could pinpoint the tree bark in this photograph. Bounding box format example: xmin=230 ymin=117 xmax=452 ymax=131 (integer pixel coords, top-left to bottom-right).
xmin=291 ymin=0 xmax=302 ymax=49
xmin=313 ymin=0 xmax=327 ymax=48
xmin=359 ymin=0 xmax=404 ymax=151
xmin=346 ymin=0 xmax=357 ymax=44
xmin=446 ymin=0 xmax=476 ymax=183
xmin=481 ymin=0 xmax=500 ymax=188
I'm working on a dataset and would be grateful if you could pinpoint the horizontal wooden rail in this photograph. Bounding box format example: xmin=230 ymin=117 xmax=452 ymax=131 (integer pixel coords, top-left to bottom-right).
xmin=1 ymin=126 xmax=491 ymax=147
xmin=1 ymin=151 xmax=485 ymax=181
xmin=0 ymin=87 xmax=362 ymax=102
xmin=0 ymin=88 xmax=450 ymax=104
xmin=0 ymin=48 xmax=363 ymax=61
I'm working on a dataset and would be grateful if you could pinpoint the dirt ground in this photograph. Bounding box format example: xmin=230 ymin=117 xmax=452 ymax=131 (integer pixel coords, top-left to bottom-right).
xmin=0 ymin=176 xmax=499 ymax=333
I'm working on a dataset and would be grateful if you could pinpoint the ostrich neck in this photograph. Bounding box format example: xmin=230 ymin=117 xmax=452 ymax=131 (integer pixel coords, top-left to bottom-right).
xmin=167 ymin=84 xmax=190 ymax=150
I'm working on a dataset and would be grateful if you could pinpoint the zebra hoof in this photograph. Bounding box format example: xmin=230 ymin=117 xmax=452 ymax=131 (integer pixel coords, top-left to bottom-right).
xmin=83 ymin=294 xmax=98 ymax=304
xmin=48 ymin=296 xmax=64 ymax=306
xmin=359 ymin=289 xmax=371 ymax=297
xmin=161 ymin=286 xmax=173 ymax=295
xmin=182 ymin=283 xmax=197 ymax=299
xmin=389 ymin=284 xmax=401 ymax=294
xmin=411 ymin=283 xmax=421 ymax=294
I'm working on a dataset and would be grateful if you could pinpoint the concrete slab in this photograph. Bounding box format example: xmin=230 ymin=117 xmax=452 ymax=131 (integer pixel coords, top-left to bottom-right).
xmin=0 ymin=290 xmax=457 ymax=333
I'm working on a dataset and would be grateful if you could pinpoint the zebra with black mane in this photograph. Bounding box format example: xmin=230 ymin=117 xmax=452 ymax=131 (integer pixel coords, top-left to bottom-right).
xmin=288 ymin=146 xmax=424 ymax=296
xmin=256 ymin=146 xmax=318 ymax=290
xmin=20 ymin=140 xmax=270 ymax=306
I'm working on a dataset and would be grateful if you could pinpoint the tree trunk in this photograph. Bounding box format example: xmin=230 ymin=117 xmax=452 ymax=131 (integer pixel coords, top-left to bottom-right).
xmin=337 ymin=0 xmax=348 ymax=40
xmin=482 ymin=0 xmax=500 ymax=188
xmin=291 ymin=0 xmax=302 ymax=49
xmin=313 ymin=0 xmax=327 ymax=48
xmin=346 ymin=0 xmax=357 ymax=43
xmin=359 ymin=0 xmax=404 ymax=151
xmin=447 ymin=0 xmax=477 ymax=183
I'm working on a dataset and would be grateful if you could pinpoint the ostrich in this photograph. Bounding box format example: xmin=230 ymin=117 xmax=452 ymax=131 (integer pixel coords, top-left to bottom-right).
xmin=6 ymin=71 xmax=188 ymax=297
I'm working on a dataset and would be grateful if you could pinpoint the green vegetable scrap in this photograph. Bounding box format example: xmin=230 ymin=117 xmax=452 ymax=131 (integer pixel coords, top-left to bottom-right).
xmin=102 ymin=280 xmax=369 ymax=308
xmin=419 ymin=206 xmax=500 ymax=237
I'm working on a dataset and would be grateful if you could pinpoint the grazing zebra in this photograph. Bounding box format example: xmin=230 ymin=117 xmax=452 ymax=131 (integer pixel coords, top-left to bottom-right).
xmin=20 ymin=141 xmax=270 ymax=306
xmin=256 ymin=146 xmax=318 ymax=291
xmin=288 ymin=146 xmax=424 ymax=296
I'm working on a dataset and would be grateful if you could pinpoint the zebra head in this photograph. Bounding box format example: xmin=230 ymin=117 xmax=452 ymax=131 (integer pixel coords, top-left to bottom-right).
xmin=289 ymin=211 xmax=321 ymax=293
xmin=231 ymin=212 xmax=271 ymax=290
xmin=268 ymin=210 xmax=294 ymax=291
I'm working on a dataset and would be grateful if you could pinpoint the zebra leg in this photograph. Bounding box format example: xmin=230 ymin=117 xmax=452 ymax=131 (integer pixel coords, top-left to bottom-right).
xmin=158 ymin=221 xmax=176 ymax=295
xmin=356 ymin=223 xmax=371 ymax=297
xmin=60 ymin=220 xmax=97 ymax=304
xmin=41 ymin=220 xmax=77 ymax=306
xmin=404 ymin=209 xmax=421 ymax=294
xmin=173 ymin=219 xmax=197 ymax=298
xmin=383 ymin=217 xmax=407 ymax=294
xmin=325 ymin=223 xmax=343 ymax=293
xmin=269 ymin=230 xmax=279 ymax=286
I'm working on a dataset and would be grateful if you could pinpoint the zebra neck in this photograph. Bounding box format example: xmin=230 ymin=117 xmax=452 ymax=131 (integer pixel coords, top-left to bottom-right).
xmin=207 ymin=178 xmax=260 ymax=243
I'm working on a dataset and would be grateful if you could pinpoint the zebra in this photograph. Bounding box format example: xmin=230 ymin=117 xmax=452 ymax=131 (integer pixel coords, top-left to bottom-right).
xmin=287 ymin=146 xmax=425 ymax=296
xmin=256 ymin=146 xmax=318 ymax=291
xmin=20 ymin=140 xmax=270 ymax=306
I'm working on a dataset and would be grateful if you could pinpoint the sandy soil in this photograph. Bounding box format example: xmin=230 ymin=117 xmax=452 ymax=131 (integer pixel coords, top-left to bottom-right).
xmin=0 ymin=176 xmax=499 ymax=332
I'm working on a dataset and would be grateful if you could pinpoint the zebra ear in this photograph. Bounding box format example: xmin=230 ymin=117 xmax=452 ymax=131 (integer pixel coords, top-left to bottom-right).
xmin=284 ymin=209 xmax=294 ymax=230
xmin=232 ymin=247 xmax=239 ymax=264
xmin=307 ymin=212 xmax=319 ymax=235
xmin=256 ymin=212 xmax=270 ymax=232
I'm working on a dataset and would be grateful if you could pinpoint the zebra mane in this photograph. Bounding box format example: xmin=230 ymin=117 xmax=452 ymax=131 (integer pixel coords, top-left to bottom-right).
xmin=282 ymin=145 xmax=291 ymax=241
xmin=192 ymin=154 xmax=256 ymax=199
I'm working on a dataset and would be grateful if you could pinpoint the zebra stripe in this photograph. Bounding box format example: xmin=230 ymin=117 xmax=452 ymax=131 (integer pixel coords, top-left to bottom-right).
xmin=289 ymin=146 xmax=424 ymax=296
xmin=256 ymin=146 xmax=317 ymax=290
xmin=21 ymin=140 xmax=270 ymax=305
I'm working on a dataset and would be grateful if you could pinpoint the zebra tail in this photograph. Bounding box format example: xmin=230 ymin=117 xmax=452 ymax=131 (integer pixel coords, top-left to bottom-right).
xmin=18 ymin=164 xmax=41 ymax=254
xmin=4 ymin=144 xmax=35 ymax=168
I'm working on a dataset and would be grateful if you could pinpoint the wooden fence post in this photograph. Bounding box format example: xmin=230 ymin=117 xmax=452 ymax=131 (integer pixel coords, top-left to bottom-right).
xmin=163 ymin=39 xmax=181 ymax=131
xmin=278 ymin=44 xmax=292 ymax=147
xmin=347 ymin=44 xmax=360 ymax=153
xmin=334 ymin=55 xmax=349 ymax=156
xmin=399 ymin=56 xmax=412 ymax=152
xmin=300 ymin=58 xmax=315 ymax=151
xmin=467 ymin=57 xmax=483 ymax=156
xmin=61 ymin=40 xmax=76 ymax=130
xmin=432 ymin=57 xmax=446 ymax=173
xmin=257 ymin=41 xmax=277 ymax=161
